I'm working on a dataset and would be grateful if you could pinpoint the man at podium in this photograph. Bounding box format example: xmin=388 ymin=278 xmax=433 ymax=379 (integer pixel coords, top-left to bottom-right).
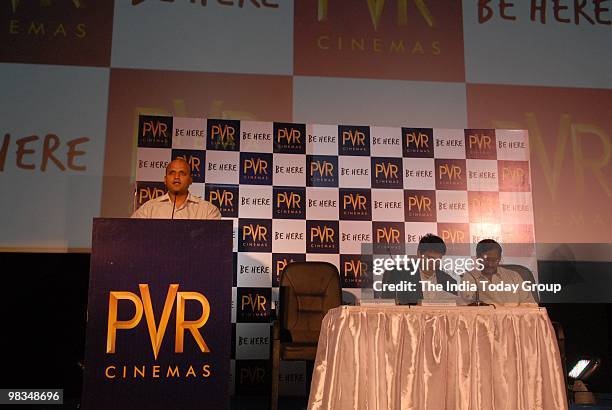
xmin=132 ymin=158 xmax=221 ymax=220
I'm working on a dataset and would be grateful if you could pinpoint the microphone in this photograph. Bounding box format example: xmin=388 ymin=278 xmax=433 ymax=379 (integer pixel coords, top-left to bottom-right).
xmin=470 ymin=271 xmax=489 ymax=306
xmin=171 ymin=191 xmax=177 ymax=219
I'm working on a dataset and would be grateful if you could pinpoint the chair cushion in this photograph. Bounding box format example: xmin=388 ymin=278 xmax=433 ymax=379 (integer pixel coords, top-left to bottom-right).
xmin=296 ymin=294 xmax=324 ymax=312
xmin=281 ymin=343 xmax=318 ymax=361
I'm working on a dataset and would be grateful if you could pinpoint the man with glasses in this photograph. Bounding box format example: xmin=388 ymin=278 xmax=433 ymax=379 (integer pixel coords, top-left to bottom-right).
xmin=461 ymin=239 xmax=535 ymax=306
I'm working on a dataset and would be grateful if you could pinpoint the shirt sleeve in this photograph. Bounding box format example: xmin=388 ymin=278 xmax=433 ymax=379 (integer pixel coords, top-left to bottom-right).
xmin=514 ymin=271 xmax=537 ymax=304
xmin=131 ymin=201 xmax=150 ymax=218
xmin=206 ymin=202 xmax=222 ymax=220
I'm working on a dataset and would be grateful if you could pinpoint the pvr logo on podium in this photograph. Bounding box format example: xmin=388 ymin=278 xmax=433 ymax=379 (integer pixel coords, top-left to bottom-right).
xmin=103 ymin=284 xmax=213 ymax=380
xmin=339 ymin=125 xmax=370 ymax=156
xmin=107 ymin=284 xmax=210 ymax=359
xmin=402 ymin=128 xmax=433 ymax=157
xmin=274 ymin=122 xmax=306 ymax=154
xmin=207 ymin=119 xmax=240 ymax=151
xmin=138 ymin=115 xmax=173 ymax=148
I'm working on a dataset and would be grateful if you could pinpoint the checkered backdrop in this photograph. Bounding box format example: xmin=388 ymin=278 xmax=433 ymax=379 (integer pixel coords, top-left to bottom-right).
xmin=135 ymin=115 xmax=536 ymax=395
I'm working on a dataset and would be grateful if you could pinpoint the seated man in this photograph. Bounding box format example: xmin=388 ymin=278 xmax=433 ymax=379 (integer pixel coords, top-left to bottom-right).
xmin=132 ymin=158 xmax=221 ymax=220
xmin=461 ymin=239 xmax=536 ymax=306
xmin=381 ymin=234 xmax=457 ymax=304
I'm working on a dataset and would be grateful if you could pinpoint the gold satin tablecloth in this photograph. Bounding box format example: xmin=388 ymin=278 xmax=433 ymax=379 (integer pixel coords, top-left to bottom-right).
xmin=308 ymin=305 xmax=567 ymax=410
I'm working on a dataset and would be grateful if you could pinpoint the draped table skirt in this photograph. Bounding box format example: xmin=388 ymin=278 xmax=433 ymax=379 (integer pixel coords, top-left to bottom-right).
xmin=308 ymin=306 xmax=567 ymax=410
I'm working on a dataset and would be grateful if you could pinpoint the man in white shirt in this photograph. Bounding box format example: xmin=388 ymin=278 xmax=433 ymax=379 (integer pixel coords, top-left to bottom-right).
xmin=132 ymin=158 xmax=221 ymax=220
xmin=461 ymin=239 xmax=536 ymax=306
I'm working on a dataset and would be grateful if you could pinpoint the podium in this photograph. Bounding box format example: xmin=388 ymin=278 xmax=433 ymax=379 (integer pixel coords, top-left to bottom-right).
xmin=81 ymin=218 xmax=233 ymax=410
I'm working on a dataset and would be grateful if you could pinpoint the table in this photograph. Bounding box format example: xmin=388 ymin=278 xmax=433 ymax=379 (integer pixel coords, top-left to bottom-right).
xmin=308 ymin=305 xmax=567 ymax=410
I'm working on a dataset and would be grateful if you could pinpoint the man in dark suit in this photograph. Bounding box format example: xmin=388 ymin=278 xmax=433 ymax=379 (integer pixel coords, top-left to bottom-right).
xmin=381 ymin=234 xmax=457 ymax=304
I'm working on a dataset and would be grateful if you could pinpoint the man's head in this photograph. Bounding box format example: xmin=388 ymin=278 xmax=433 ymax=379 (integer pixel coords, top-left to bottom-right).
xmin=165 ymin=158 xmax=192 ymax=195
xmin=417 ymin=234 xmax=446 ymax=273
xmin=476 ymin=239 xmax=503 ymax=276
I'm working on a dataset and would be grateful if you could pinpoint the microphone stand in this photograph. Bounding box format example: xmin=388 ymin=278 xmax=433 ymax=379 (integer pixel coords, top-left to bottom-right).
xmin=171 ymin=191 xmax=177 ymax=219
xmin=468 ymin=271 xmax=488 ymax=307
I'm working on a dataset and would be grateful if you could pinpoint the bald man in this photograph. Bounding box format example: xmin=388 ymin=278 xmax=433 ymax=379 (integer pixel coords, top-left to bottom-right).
xmin=132 ymin=158 xmax=221 ymax=220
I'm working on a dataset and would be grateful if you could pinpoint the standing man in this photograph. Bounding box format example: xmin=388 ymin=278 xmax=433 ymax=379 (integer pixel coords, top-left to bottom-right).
xmin=132 ymin=157 xmax=221 ymax=220
xmin=461 ymin=239 xmax=536 ymax=306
